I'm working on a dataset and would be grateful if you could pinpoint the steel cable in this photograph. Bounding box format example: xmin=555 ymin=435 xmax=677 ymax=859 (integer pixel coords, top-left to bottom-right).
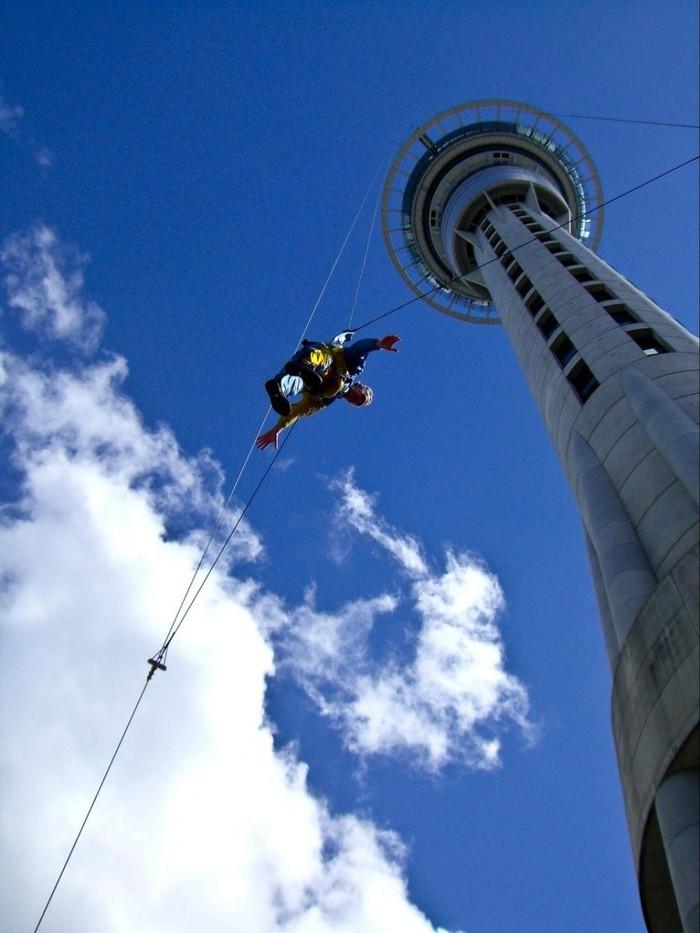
xmin=30 ymin=166 xmax=388 ymax=933
xmin=31 ymin=146 xmax=697 ymax=932
xmin=353 ymin=153 xmax=699 ymax=332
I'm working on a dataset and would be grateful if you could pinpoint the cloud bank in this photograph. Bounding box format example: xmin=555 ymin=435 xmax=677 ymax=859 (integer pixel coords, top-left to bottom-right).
xmin=0 ymin=226 xmax=465 ymax=932
xmin=283 ymin=472 xmax=533 ymax=771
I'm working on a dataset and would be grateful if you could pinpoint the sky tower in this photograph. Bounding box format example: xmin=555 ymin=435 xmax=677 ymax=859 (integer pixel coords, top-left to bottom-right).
xmin=382 ymin=100 xmax=699 ymax=933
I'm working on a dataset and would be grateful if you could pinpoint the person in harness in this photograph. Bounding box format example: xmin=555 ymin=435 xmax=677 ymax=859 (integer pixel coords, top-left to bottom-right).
xmin=256 ymin=332 xmax=400 ymax=450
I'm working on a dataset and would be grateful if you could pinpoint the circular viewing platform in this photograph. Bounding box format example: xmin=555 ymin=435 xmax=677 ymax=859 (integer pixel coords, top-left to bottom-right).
xmin=382 ymin=100 xmax=604 ymax=323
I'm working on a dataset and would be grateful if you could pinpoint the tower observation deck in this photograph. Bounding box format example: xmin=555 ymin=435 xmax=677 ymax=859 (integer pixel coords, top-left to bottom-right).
xmin=383 ymin=100 xmax=699 ymax=933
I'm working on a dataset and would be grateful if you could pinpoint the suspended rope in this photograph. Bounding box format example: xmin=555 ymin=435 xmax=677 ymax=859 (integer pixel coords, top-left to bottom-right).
xmin=34 ymin=145 xmax=694 ymax=931
xmin=31 ymin=160 xmax=389 ymax=932
xmin=32 ymin=681 xmax=150 ymax=933
xmin=31 ymin=426 xmax=295 ymax=932
xmin=551 ymin=112 xmax=700 ymax=130
xmin=296 ymin=160 xmax=387 ymax=346
xmin=156 ymin=406 xmax=271 ymax=657
xmin=346 ymin=160 xmax=386 ymax=330
xmin=352 ymin=152 xmax=700 ymax=333
xmin=158 ymin=158 xmax=389 ymax=656
xmin=155 ymin=159 xmax=391 ymax=656
xmin=153 ymin=424 xmax=296 ymax=661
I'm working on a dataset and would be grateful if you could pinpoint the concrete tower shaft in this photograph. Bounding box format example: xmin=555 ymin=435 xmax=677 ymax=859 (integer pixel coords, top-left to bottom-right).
xmin=383 ymin=101 xmax=699 ymax=933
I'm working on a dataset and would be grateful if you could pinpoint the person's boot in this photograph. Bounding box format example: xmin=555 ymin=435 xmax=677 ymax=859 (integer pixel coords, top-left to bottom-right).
xmin=265 ymin=379 xmax=291 ymax=416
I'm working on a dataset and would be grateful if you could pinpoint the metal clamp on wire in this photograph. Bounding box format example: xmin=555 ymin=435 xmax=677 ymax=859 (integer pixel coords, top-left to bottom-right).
xmin=146 ymin=655 xmax=167 ymax=680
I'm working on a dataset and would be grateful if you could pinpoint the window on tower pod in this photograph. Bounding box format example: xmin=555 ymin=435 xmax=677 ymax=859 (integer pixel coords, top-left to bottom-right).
xmin=627 ymin=328 xmax=670 ymax=356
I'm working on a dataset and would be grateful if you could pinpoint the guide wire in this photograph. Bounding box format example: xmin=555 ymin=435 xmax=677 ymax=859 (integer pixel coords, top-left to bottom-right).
xmin=31 ymin=424 xmax=295 ymax=932
xmin=30 ymin=160 xmax=384 ymax=932
xmin=160 ymin=160 xmax=388 ymax=653
xmin=30 ymin=148 xmax=697 ymax=932
xmin=297 ymin=162 xmax=385 ymax=346
xmin=352 ymin=152 xmax=700 ymax=333
xmin=551 ymin=113 xmax=700 ymax=130
xmin=157 ymin=405 xmax=272 ymax=653
xmin=159 ymin=425 xmax=296 ymax=654
xmin=346 ymin=158 xmax=387 ymax=331
xmin=32 ymin=681 xmax=150 ymax=933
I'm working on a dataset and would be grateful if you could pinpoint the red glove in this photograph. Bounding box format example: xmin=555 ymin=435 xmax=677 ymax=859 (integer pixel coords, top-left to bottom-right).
xmin=256 ymin=427 xmax=281 ymax=450
xmin=377 ymin=335 xmax=400 ymax=352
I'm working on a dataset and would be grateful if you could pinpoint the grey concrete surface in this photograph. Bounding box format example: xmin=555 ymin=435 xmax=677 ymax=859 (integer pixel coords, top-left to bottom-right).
xmin=386 ymin=110 xmax=699 ymax=931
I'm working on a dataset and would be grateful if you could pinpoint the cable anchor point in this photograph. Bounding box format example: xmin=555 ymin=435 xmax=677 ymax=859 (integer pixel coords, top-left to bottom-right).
xmin=146 ymin=654 xmax=167 ymax=681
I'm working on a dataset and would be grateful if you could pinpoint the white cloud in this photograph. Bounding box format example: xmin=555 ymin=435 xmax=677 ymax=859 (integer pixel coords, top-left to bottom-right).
xmin=0 ymin=91 xmax=23 ymax=137
xmin=34 ymin=145 xmax=56 ymax=170
xmin=0 ymin=232 xmax=452 ymax=931
xmin=334 ymin=476 xmax=428 ymax=576
xmin=2 ymin=225 xmax=105 ymax=351
xmin=0 ymin=350 xmax=259 ymax=559
xmin=283 ymin=470 xmax=533 ymax=771
xmin=0 ymin=91 xmax=54 ymax=169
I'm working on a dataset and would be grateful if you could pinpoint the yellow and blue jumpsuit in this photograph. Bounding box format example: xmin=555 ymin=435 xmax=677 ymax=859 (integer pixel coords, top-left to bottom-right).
xmin=273 ymin=337 xmax=381 ymax=430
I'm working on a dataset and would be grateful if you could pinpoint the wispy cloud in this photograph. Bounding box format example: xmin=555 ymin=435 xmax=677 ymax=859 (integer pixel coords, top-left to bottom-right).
xmin=34 ymin=145 xmax=55 ymax=170
xmin=2 ymin=225 xmax=105 ymax=351
xmin=0 ymin=230 xmax=453 ymax=932
xmin=0 ymin=89 xmax=54 ymax=169
xmin=334 ymin=474 xmax=428 ymax=575
xmin=0 ymin=92 xmax=23 ymax=137
xmin=282 ymin=469 xmax=534 ymax=771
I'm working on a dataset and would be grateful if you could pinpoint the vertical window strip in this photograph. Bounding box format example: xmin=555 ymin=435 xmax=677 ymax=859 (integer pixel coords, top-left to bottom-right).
xmin=567 ymin=359 xmax=599 ymax=403
xmin=535 ymin=307 xmax=558 ymax=339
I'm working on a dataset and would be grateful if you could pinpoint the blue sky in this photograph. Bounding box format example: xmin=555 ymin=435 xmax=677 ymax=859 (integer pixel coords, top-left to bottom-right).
xmin=1 ymin=3 xmax=698 ymax=932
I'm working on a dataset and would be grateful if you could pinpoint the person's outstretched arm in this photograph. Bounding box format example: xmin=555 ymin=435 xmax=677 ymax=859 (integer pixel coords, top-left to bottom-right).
xmin=342 ymin=334 xmax=400 ymax=373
